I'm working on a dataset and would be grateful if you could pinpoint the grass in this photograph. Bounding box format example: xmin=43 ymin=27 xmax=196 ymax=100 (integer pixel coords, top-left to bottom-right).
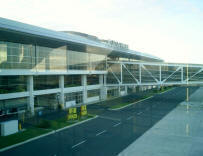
xmin=110 ymin=95 xmax=153 ymax=109
xmin=0 ymin=127 xmax=51 ymax=149
xmin=0 ymin=114 xmax=95 ymax=149
xmin=37 ymin=114 xmax=95 ymax=130
xmin=109 ymin=87 xmax=173 ymax=110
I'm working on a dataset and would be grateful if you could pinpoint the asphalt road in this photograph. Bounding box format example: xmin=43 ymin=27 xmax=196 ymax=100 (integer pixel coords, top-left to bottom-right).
xmin=0 ymin=86 xmax=198 ymax=156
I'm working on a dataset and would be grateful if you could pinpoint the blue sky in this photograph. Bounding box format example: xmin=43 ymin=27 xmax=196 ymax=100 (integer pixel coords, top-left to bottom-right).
xmin=0 ymin=0 xmax=203 ymax=63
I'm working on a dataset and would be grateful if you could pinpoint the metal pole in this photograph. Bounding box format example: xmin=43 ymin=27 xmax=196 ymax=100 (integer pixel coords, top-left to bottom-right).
xmin=186 ymin=65 xmax=189 ymax=102
xmin=139 ymin=64 xmax=142 ymax=84
xmin=181 ymin=67 xmax=183 ymax=83
xmin=159 ymin=65 xmax=161 ymax=83
xmin=120 ymin=63 xmax=123 ymax=84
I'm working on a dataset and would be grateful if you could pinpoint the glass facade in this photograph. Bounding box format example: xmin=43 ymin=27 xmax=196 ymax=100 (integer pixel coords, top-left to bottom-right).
xmin=34 ymin=94 xmax=58 ymax=109
xmin=87 ymin=74 xmax=99 ymax=85
xmin=68 ymin=50 xmax=89 ymax=70
xmin=0 ymin=97 xmax=27 ymax=113
xmin=65 ymin=92 xmax=83 ymax=104
xmin=36 ymin=46 xmax=67 ymax=70
xmin=0 ymin=76 xmax=27 ymax=94
xmin=34 ymin=75 xmax=59 ymax=90
xmin=107 ymin=87 xmax=119 ymax=98
xmin=64 ymin=75 xmax=81 ymax=87
xmin=68 ymin=50 xmax=106 ymax=71
xmin=0 ymin=41 xmax=35 ymax=69
xmin=0 ymin=41 xmax=107 ymax=71
xmin=90 ymin=53 xmax=106 ymax=71
xmin=87 ymin=89 xmax=100 ymax=98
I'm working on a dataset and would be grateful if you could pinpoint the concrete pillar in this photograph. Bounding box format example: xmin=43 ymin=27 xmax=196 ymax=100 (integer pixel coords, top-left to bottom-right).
xmin=100 ymin=74 xmax=107 ymax=100
xmin=125 ymin=86 xmax=128 ymax=95
xmin=133 ymin=86 xmax=136 ymax=93
xmin=139 ymin=86 xmax=143 ymax=92
xmin=27 ymin=76 xmax=34 ymax=116
xmin=118 ymin=85 xmax=121 ymax=96
xmin=59 ymin=75 xmax=65 ymax=109
xmin=82 ymin=75 xmax=87 ymax=103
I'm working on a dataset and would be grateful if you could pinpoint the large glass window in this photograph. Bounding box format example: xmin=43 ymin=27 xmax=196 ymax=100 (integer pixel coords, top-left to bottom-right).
xmin=36 ymin=46 xmax=67 ymax=70
xmin=90 ymin=53 xmax=106 ymax=71
xmin=65 ymin=92 xmax=83 ymax=104
xmin=87 ymin=89 xmax=100 ymax=98
xmin=34 ymin=75 xmax=59 ymax=90
xmin=68 ymin=50 xmax=89 ymax=70
xmin=87 ymin=75 xmax=99 ymax=85
xmin=0 ymin=76 xmax=27 ymax=94
xmin=0 ymin=98 xmax=27 ymax=114
xmin=34 ymin=94 xmax=58 ymax=109
xmin=0 ymin=41 xmax=107 ymax=71
xmin=0 ymin=41 xmax=35 ymax=69
xmin=64 ymin=75 xmax=81 ymax=87
xmin=107 ymin=87 xmax=119 ymax=98
xmin=68 ymin=50 xmax=106 ymax=71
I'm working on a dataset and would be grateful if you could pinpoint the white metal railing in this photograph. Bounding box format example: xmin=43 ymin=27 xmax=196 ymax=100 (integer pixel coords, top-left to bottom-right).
xmin=107 ymin=61 xmax=203 ymax=86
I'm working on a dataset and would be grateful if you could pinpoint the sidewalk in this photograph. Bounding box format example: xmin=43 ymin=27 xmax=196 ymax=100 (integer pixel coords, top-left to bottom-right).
xmin=118 ymin=87 xmax=203 ymax=156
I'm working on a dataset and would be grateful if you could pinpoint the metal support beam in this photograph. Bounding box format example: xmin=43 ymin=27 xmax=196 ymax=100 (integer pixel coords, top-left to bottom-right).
xmin=159 ymin=65 xmax=162 ymax=84
xmin=139 ymin=64 xmax=142 ymax=84
xmin=109 ymin=67 xmax=121 ymax=84
xmin=107 ymin=61 xmax=203 ymax=87
xmin=142 ymin=64 xmax=159 ymax=83
xmin=122 ymin=64 xmax=139 ymax=84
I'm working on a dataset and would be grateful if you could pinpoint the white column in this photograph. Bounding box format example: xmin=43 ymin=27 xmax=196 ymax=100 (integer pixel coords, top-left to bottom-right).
xmin=133 ymin=86 xmax=136 ymax=93
xmin=59 ymin=75 xmax=65 ymax=109
xmin=118 ymin=85 xmax=121 ymax=96
xmin=100 ymin=74 xmax=107 ymax=100
xmin=27 ymin=76 xmax=34 ymax=116
xmin=82 ymin=75 xmax=87 ymax=103
xmin=125 ymin=86 xmax=128 ymax=95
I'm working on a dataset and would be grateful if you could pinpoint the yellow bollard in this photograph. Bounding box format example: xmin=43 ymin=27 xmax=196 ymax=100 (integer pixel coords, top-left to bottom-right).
xmin=19 ymin=123 xmax=22 ymax=131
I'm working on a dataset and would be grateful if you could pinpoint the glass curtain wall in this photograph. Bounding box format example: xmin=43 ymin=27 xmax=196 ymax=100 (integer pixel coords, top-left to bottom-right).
xmin=65 ymin=92 xmax=83 ymax=104
xmin=34 ymin=75 xmax=59 ymax=90
xmin=68 ymin=50 xmax=106 ymax=71
xmin=0 ymin=76 xmax=27 ymax=94
xmin=36 ymin=46 xmax=67 ymax=70
xmin=0 ymin=98 xmax=27 ymax=114
xmin=34 ymin=94 xmax=58 ymax=109
xmin=64 ymin=75 xmax=81 ymax=87
xmin=87 ymin=75 xmax=99 ymax=85
xmin=0 ymin=41 xmax=107 ymax=71
xmin=0 ymin=41 xmax=35 ymax=69
xmin=87 ymin=89 xmax=100 ymax=98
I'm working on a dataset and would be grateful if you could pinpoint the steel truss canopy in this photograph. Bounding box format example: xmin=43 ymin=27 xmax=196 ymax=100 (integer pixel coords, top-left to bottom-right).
xmin=107 ymin=61 xmax=203 ymax=86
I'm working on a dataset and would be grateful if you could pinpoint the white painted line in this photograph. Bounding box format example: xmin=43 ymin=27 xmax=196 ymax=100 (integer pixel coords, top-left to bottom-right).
xmin=127 ymin=116 xmax=133 ymax=120
xmin=99 ymin=115 xmax=121 ymax=121
xmin=109 ymin=96 xmax=154 ymax=111
xmin=137 ymin=112 xmax=143 ymax=115
xmin=113 ymin=122 xmax=122 ymax=127
xmin=96 ymin=130 xmax=107 ymax=136
xmin=159 ymin=88 xmax=174 ymax=94
xmin=0 ymin=116 xmax=98 ymax=152
xmin=72 ymin=140 xmax=86 ymax=149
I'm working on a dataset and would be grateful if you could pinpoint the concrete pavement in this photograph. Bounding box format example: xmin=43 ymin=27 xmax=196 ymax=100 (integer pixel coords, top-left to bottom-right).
xmin=119 ymin=87 xmax=203 ymax=156
xmin=0 ymin=87 xmax=198 ymax=156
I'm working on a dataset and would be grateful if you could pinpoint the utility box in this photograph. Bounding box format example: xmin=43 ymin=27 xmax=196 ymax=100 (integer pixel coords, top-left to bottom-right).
xmin=1 ymin=120 xmax=18 ymax=136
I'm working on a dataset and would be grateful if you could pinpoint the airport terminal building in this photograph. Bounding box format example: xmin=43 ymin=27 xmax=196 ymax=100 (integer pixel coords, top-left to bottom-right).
xmin=0 ymin=17 xmax=162 ymax=116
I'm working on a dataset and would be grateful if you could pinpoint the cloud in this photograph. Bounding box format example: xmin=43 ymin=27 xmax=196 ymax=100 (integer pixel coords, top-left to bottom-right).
xmin=0 ymin=0 xmax=203 ymax=63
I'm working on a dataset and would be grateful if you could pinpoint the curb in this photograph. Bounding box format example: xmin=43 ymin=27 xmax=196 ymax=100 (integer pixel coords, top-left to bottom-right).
xmin=0 ymin=115 xmax=98 ymax=152
xmin=158 ymin=88 xmax=174 ymax=95
xmin=109 ymin=96 xmax=154 ymax=111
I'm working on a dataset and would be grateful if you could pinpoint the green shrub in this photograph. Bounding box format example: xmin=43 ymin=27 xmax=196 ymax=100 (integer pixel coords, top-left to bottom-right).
xmin=37 ymin=120 xmax=51 ymax=129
